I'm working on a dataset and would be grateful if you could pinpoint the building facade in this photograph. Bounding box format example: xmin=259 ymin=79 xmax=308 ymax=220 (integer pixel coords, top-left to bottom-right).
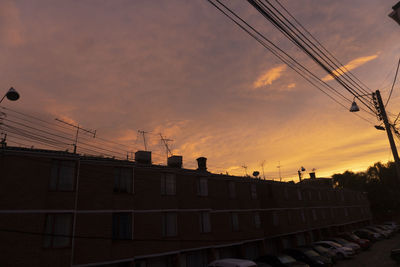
xmin=0 ymin=147 xmax=371 ymax=267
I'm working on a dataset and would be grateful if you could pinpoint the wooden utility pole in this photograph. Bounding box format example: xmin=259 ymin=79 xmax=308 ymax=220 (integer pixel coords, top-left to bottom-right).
xmin=374 ymin=90 xmax=400 ymax=181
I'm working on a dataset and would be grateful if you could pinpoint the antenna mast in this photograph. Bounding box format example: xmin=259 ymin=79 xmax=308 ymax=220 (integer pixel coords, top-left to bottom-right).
xmin=138 ymin=130 xmax=148 ymax=151
xmin=260 ymin=160 xmax=266 ymax=180
xmin=159 ymin=133 xmax=173 ymax=161
xmin=242 ymin=164 xmax=248 ymax=177
xmin=55 ymin=118 xmax=96 ymax=154
xmin=277 ymin=161 xmax=282 ymax=182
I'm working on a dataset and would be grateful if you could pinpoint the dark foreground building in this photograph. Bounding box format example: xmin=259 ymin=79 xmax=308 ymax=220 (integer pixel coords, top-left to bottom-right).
xmin=0 ymin=147 xmax=371 ymax=267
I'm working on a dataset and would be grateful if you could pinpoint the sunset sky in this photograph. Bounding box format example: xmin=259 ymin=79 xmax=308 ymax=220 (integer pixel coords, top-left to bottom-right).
xmin=1 ymin=0 xmax=400 ymax=181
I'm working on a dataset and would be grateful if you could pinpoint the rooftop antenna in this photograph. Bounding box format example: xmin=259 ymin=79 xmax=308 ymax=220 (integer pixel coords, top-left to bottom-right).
xmin=260 ymin=160 xmax=266 ymax=180
xmin=138 ymin=130 xmax=149 ymax=151
xmin=242 ymin=164 xmax=248 ymax=177
xmin=277 ymin=161 xmax=282 ymax=182
xmin=55 ymin=118 xmax=96 ymax=154
xmin=159 ymin=133 xmax=173 ymax=162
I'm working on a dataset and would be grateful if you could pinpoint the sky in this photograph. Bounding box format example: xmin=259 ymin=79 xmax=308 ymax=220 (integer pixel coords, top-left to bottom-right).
xmin=0 ymin=0 xmax=400 ymax=181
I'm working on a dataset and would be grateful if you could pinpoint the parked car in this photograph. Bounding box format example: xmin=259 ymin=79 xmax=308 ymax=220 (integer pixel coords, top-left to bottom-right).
xmin=384 ymin=221 xmax=399 ymax=231
xmin=353 ymin=229 xmax=382 ymax=241
xmin=284 ymin=248 xmax=333 ymax=267
xmin=375 ymin=225 xmax=395 ymax=236
xmin=313 ymin=241 xmax=355 ymax=260
xmin=327 ymin=237 xmax=361 ymax=253
xmin=309 ymin=245 xmax=337 ymax=263
xmin=338 ymin=232 xmax=371 ymax=250
xmin=256 ymin=254 xmax=309 ymax=267
xmin=208 ymin=258 xmax=258 ymax=267
xmin=365 ymin=226 xmax=390 ymax=239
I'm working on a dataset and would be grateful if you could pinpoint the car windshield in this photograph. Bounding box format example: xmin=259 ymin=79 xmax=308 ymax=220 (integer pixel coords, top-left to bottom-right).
xmin=278 ymin=255 xmax=296 ymax=263
xmin=336 ymin=238 xmax=348 ymax=243
xmin=329 ymin=242 xmax=342 ymax=248
xmin=304 ymin=249 xmax=320 ymax=257
xmin=314 ymin=245 xmax=328 ymax=253
xmin=349 ymin=234 xmax=360 ymax=240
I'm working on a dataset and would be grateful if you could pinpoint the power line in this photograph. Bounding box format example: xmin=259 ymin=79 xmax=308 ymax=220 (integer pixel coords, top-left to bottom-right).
xmin=385 ymin=58 xmax=400 ymax=108
xmin=207 ymin=0 xmax=376 ymax=125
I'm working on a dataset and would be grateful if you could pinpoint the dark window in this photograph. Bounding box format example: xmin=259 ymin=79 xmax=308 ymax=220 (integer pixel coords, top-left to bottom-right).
xmin=199 ymin=212 xmax=211 ymax=233
xmin=112 ymin=213 xmax=132 ymax=240
xmin=114 ymin=167 xmax=133 ymax=193
xmin=197 ymin=178 xmax=208 ymax=196
xmin=50 ymin=160 xmax=75 ymax=191
xmin=43 ymin=213 xmax=72 ymax=248
xmin=162 ymin=213 xmax=177 ymax=237
xmin=228 ymin=181 xmax=236 ymax=199
xmin=231 ymin=213 xmax=239 ymax=231
xmin=161 ymin=173 xmax=176 ymax=195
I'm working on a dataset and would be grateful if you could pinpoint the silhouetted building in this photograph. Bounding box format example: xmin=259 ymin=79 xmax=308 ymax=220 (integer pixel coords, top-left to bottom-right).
xmin=0 ymin=147 xmax=371 ymax=267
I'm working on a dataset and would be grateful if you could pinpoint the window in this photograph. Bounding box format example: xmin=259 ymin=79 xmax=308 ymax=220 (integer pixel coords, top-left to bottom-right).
xmin=197 ymin=178 xmax=208 ymax=197
xmin=199 ymin=212 xmax=211 ymax=233
xmin=114 ymin=167 xmax=133 ymax=193
xmin=273 ymin=212 xmax=279 ymax=226
xmin=287 ymin=210 xmax=292 ymax=224
xmin=161 ymin=173 xmax=176 ymax=195
xmin=301 ymin=210 xmax=306 ymax=222
xmin=312 ymin=209 xmax=317 ymax=220
xmin=344 ymin=208 xmax=349 ymax=217
xmin=43 ymin=213 xmax=72 ymax=248
xmin=254 ymin=212 xmax=261 ymax=229
xmin=297 ymin=189 xmax=302 ymax=200
xmin=308 ymin=191 xmax=312 ymax=200
xmin=50 ymin=160 xmax=75 ymax=191
xmin=250 ymin=184 xmax=257 ymax=199
xmin=112 ymin=213 xmax=132 ymax=240
xmin=231 ymin=213 xmax=239 ymax=231
xmin=228 ymin=181 xmax=236 ymax=199
xmin=284 ymin=188 xmax=289 ymax=200
xmin=318 ymin=191 xmax=322 ymax=200
xmin=162 ymin=213 xmax=177 ymax=237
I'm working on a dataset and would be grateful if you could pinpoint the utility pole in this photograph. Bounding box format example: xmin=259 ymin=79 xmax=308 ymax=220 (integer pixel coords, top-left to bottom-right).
xmin=55 ymin=118 xmax=96 ymax=154
xmin=374 ymin=90 xmax=400 ymax=181
xmin=138 ymin=130 xmax=148 ymax=151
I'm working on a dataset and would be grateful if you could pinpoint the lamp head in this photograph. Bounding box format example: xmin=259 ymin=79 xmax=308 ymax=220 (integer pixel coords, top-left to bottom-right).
xmin=350 ymin=101 xmax=360 ymax=112
xmin=6 ymin=87 xmax=19 ymax=101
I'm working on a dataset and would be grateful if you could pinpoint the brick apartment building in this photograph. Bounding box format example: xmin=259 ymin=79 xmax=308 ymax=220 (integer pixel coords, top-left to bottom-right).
xmin=0 ymin=147 xmax=371 ymax=267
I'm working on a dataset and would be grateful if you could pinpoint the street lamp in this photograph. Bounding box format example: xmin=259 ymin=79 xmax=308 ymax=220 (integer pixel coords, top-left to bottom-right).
xmin=0 ymin=87 xmax=20 ymax=104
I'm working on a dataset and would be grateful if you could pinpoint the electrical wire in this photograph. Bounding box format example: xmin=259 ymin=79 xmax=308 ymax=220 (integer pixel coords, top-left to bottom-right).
xmin=207 ymin=0 xmax=376 ymax=125
xmin=385 ymin=58 xmax=400 ymax=108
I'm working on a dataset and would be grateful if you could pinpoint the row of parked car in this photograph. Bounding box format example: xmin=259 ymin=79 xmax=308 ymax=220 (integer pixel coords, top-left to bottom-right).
xmin=208 ymin=221 xmax=399 ymax=267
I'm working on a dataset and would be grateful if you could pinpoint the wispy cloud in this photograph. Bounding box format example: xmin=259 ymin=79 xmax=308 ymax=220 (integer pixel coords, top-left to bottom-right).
xmin=322 ymin=53 xmax=379 ymax=81
xmin=253 ymin=65 xmax=286 ymax=88
xmin=287 ymin=83 xmax=296 ymax=89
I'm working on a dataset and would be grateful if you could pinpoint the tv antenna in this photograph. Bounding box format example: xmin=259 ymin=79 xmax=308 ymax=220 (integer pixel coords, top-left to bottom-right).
xmin=242 ymin=164 xmax=248 ymax=177
xmin=260 ymin=160 xmax=266 ymax=179
xmin=277 ymin=161 xmax=282 ymax=182
xmin=55 ymin=118 xmax=96 ymax=153
xmin=138 ymin=130 xmax=149 ymax=151
xmin=159 ymin=133 xmax=173 ymax=161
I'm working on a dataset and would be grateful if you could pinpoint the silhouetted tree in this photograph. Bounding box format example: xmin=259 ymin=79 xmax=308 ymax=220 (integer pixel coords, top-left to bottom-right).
xmin=332 ymin=161 xmax=400 ymax=220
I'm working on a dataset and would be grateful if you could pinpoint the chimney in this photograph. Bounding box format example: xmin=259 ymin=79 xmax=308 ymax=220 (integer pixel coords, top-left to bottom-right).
xmin=309 ymin=172 xmax=316 ymax=179
xmin=197 ymin=157 xmax=207 ymax=171
xmin=167 ymin=155 xmax=183 ymax=168
xmin=135 ymin=151 xmax=152 ymax=164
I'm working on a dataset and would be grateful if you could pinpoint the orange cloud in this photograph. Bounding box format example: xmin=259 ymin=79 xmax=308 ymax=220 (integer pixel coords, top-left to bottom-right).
xmin=287 ymin=83 xmax=296 ymax=89
xmin=253 ymin=65 xmax=286 ymax=88
xmin=322 ymin=53 xmax=379 ymax=81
